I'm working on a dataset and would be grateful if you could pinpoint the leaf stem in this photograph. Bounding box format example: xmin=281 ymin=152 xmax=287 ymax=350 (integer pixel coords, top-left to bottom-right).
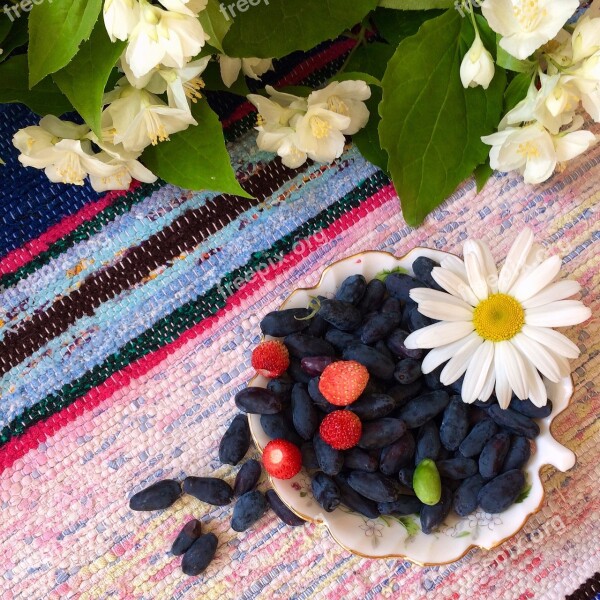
xmin=338 ymin=24 xmax=368 ymax=75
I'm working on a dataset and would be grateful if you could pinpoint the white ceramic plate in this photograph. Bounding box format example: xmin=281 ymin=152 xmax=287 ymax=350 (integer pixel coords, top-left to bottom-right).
xmin=248 ymin=249 xmax=576 ymax=564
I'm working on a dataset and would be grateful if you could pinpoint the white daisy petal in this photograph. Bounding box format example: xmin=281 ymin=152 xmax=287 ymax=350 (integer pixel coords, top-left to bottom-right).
xmin=460 ymin=341 xmax=495 ymax=403
xmin=525 ymin=301 xmax=592 ymax=327
xmin=474 ymin=240 xmax=498 ymax=293
xmin=524 ymin=243 xmax=545 ymax=271
xmin=511 ymin=333 xmax=562 ymax=382
xmin=404 ymin=320 xmax=474 ymax=349
xmin=431 ymin=268 xmax=480 ymax=306
xmin=522 ymin=280 xmax=581 ymax=309
xmin=477 ymin=359 xmax=496 ymax=401
xmin=410 ymin=288 xmax=473 ymax=311
xmin=498 ymin=229 xmax=534 ymax=293
xmin=464 ymin=251 xmax=489 ymax=301
xmin=520 ymin=324 xmax=580 ymax=359
xmin=420 ymin=333 xmax=480 ymax=374
xmin=497 ymin=341 xmax=528 ymax=399
xmin=439 ymin=334 xmax=484 ymax=384
xmin=416 ymin=299 xmax=473 ymax=322
xmin=510 ymin=255 xmax=562 ymax=301
xmin=521 ymin=355 xmax=548 ymax=408
xmin=439 ymin=254 xmax=467 ymax=279
xmin=494 ymin=358 xmax=512 ymax=409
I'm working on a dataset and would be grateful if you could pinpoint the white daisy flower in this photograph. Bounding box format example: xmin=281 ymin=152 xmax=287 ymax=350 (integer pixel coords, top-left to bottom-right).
xmin=404 ymin=230 xmax=590 ymax=408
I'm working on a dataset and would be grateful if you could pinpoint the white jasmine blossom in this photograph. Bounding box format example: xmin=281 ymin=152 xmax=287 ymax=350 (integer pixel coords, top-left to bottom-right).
xmin=87 ymin=140 xmax=157 ymax=191
xmin=460 ymin=31 xmax=496 ymax=90
xmin=103 ymin=84 xmax=197 ymax=152
xmin=125 ymin=0 xmax=209 ymax=78
xmin=405 ymin=229 xmax=591 ymax=407
xmin=481 ymin=0 xmax=579 ymax=60
xmin=481 ymin=120 xmax=596 ymax=184
xmin=307 ymin=80 xmax=371 ymax=135
xmin=121 ymin=57 xmax=211 ymax=111
xmin=293 ymin=106 xmax=350 ymax=163
xmin=103 ymin=0 xmax=140 ymax=42
xmin=218 ymin=55 xmax=274 ymax=88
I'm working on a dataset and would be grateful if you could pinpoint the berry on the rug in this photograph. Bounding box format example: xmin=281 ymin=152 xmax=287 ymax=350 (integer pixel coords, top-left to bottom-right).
xmin=262 ymin=439 xmax=302 ymax=480
xmin=318 ymin=360 xmax=369 ymax=406
xmin=251 ymin=340 xmax=290 ymax=378
xmin=319 ymin=410 xmax=362 ymax=450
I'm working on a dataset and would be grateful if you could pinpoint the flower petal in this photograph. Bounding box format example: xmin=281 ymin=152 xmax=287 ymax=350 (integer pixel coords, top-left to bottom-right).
xmin=420 ymin=332 xmax=480 ymax=374
xmin=469 ymin=239 xmax=499 ymax=293
xmin=522 ymin=280 xmax=581 ymax=309
xmin=494 ymin=356 xmax=512 ymax=409
xmin=496 ymin=341 xmax=528 ymax=399
xmin=410 ymin=288 xmax=474 ymax=321
xmin=520 ymin=353 xmax=548 ymax=408
xmin=460 ymin=341 xmax=495 ymax=403
xmin=403 ymin=320 xmax=474 ymax=350
xmin=440 ymin=255 xmax=468 ymax=279
xmin=464 ymin=251 xmax=490 ymax=301
xmin=498 ymin=229 xmax=534 ymax=293
xmin=509 ymin=255 xmax=562 ymax=301
xmin=431 ymin=267 xmax=479 ymax=306
xmin=439 ymin=334 xmax=484 ymax=385
xmin=520 ymin=324 xmax=580 ymax=359
xmin=525 ymin=300 xmax=592 ymax=327
xmin=477 ymin=358 xmax=496 ymax=402
xmin=510 ymin=333 xmax=562 ymax=382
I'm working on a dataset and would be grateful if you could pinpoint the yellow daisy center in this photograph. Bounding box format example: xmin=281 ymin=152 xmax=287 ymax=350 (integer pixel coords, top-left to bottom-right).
xmin=473 ymin=293 xmax=525 ymax=342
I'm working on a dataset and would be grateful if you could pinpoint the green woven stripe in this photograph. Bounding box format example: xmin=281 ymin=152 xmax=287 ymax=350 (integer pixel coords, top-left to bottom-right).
xmin=0 ymin=170 xmax=391 ymax=445
xmin=0 ymin=181 xmax=163 ymax=289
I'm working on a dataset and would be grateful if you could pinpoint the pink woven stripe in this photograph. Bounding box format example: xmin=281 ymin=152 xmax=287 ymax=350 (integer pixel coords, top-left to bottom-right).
xmin=0 ymin=184 xmax=396 ymax=471
xmin=0 ymin=183 xmax=139 ymax=277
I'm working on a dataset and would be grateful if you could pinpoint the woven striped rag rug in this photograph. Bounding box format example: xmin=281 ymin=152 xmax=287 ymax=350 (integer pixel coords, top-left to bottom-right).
xmin=0 ymin=40 xmax=599 ymax=600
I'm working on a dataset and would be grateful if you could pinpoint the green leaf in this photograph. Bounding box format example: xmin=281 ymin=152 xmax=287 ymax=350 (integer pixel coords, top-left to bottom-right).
xmin=474 ymin=161 xmax=493 ymax=192
xmin=504 ymin=72 xmax=533 ymax=112
xmin=373 ymin=8 xmax=443 ymax=46
xmin=141 ymin=100 xmax=252 ymax=197
xmin=515 ymin=483 xmax=531 ymax=504
xmin=456 ymin=530 xmax=471 ymax=538
xmin=0 ymin=54 xmax=73 ymax=116
xmin=0 ymin=14 xmax=27 ymax=63
xmin=198 ymin=0 xmax=231 ymax=53
xmin=331 ymin=71 xmax=382 ymax=87
xmin=496 ymin=36 xmax=536 ymax=73
xmin=374 ymin=266 xmax=407 ymax=282
xmin=378 ymin=0 xmax=454 ymax=8
xmin=353 ymin=87 xmax=389 ymax=172
xmin=53 ymin=21 xmax=124 ymax=136
xmin=379 ymin=10 xmax=506 ymax=225
xmin=0 ymin=14 xmax=12 ymax=45
xmin=222 ymin=0 xmax=378 ymax=58
xmin=343 ymin=43 xmax=396 ymax=81
xmin=28 ymin=0 xmax=103 ymax=87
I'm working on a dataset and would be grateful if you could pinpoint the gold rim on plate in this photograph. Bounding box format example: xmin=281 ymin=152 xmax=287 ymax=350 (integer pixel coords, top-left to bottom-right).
xmin=247 ymin=249 xmax=576 ymax=564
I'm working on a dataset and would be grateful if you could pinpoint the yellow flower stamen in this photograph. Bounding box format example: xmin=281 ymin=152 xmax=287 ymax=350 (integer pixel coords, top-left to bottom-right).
xmin=327 ymin=95 xmax=350 ymax=117
xmin=310 ymin=116 xmax=331 ymax=140
xmin=256 ymin=114 xmax=266 ymax=127
xmin=517 ymin=141 xmax=540 ymax=159
xmin=184 ymin=77 xmax=205 ymax=103
xmin=473 ymin=293 xmax=525 ymax=342
xmin=512 ymin=0 xmax=546 ymax=31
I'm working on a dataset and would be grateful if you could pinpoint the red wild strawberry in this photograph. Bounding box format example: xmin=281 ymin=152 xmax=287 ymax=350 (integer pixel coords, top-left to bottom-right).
xmin=262 ymin=439 xmax=302 ymax=480
xmin=318 ymin=360 xmax=369 ymax=406
xmin=251 ymin=340 xmax=290 ymax=378
xmin=319 ymin=410 xmax=362 ymax=450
